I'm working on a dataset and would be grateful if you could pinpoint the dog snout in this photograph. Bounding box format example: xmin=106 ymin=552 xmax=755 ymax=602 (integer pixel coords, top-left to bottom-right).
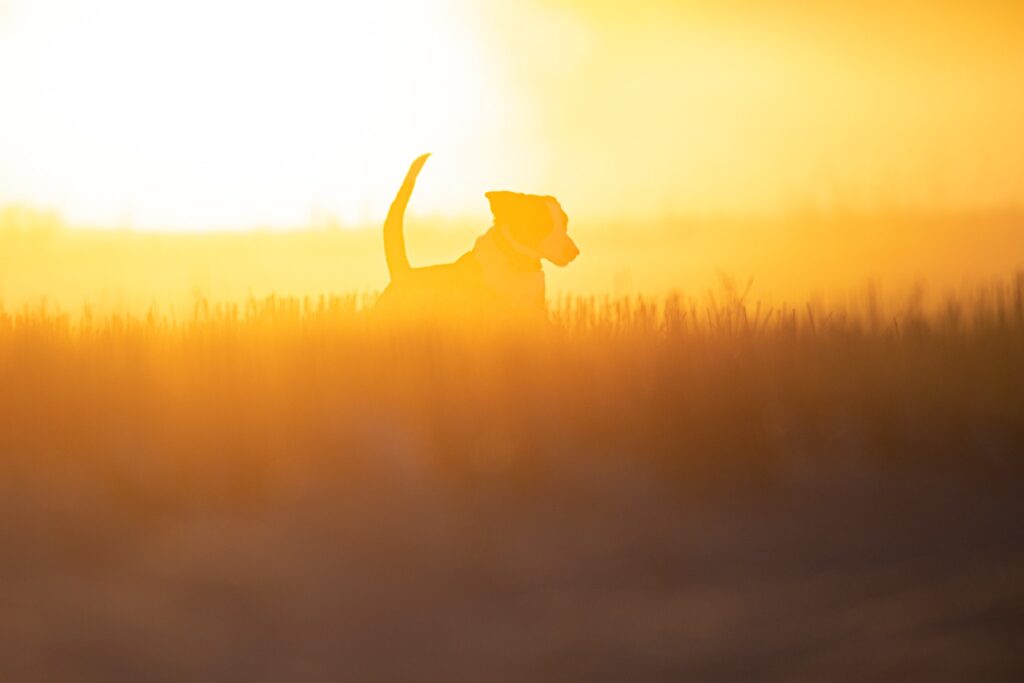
xmin=555 ymin=238 xmax=579 ymax=266
xmin=566 ymin=238 xmax=580 ymax=261
xmin=540 ymin=232 xmax=580 ymax=266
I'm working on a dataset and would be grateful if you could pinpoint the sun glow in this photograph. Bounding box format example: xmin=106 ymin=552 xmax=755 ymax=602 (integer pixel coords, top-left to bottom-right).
xmin=0 ymin=1 xmax=1021 ymax=235
xmin=0 ymin=0 xmax=502 ymax=229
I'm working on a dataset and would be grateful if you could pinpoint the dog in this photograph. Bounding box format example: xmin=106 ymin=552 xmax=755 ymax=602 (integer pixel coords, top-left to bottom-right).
xmin=374 ymin=154 xmax=579 ymax=320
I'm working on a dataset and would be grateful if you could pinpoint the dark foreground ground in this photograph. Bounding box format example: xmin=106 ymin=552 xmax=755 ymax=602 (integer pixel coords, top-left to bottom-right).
xmin=1 ymin=289 xmax=1023 ymax=680
xmin=1 ymin=457 xmax=1022 ymax=682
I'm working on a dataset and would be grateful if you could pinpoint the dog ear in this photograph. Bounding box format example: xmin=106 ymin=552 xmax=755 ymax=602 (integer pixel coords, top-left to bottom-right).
xmin=485 ymin=191 xmax=520 ymax=223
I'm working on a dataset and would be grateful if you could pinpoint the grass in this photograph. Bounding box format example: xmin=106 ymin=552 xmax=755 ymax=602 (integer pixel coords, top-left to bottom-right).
xmin=1 ymin=277 xmax=1022 ymax=678
xmin=3 ymin=275 xmax=1022 ymax=491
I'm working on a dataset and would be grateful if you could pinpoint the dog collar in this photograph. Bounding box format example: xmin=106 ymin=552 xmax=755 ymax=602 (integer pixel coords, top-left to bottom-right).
xmin=489 ymin=226 xmax=543 ymax=272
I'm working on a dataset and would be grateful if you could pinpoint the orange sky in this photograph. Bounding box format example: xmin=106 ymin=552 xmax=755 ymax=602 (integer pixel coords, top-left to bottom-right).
xmin=496 ymin=1 xmax=1024 ymax=218
xmin=0 ymin=0 xmax=1021 ymax=229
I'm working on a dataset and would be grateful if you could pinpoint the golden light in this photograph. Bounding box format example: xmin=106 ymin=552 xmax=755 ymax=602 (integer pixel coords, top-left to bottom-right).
xmin=0 ymin=0 xmax=504 ymax=230
xmin=0 ymin=1 xmax=1021 ymax=236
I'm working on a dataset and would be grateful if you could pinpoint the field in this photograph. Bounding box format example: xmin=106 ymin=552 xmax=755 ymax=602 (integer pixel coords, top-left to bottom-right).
xmin=3 ymin=0 xmax=1023 ymax=676
xmin=1 ymin=271 xmax=1023 ymax=680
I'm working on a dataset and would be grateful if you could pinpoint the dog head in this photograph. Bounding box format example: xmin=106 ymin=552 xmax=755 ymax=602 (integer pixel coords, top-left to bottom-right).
xmin=485 ymin=191 xmax=579 ymax=267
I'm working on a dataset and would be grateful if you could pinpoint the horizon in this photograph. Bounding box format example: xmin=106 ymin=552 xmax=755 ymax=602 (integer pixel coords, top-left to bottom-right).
xmin=3 ymin=203 xmax=1021 ymax=314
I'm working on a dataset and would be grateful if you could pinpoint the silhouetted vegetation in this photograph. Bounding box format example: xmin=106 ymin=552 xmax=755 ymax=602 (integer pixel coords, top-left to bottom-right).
xmin=1 ymin=281 xmax=1022 ymax=679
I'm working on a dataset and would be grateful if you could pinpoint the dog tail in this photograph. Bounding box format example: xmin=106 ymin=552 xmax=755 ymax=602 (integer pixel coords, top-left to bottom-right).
xmin=384 ymin=153 xmax=430 ymax=280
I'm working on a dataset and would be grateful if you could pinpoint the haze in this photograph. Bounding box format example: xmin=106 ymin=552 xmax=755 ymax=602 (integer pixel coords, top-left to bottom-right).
xmin=0 ymin=0 xmax=1020 ymax=230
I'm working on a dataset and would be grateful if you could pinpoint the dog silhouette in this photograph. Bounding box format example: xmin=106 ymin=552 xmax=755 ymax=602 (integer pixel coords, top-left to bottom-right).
xmin=375 ymin=154 xmax=579 ymax=320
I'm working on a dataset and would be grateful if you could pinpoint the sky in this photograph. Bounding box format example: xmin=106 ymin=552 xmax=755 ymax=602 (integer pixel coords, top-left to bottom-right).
xmin=0 ymin=0 xmax=1021 ymax=230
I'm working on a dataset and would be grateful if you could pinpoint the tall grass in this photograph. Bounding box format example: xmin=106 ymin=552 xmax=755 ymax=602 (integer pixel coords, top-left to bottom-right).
xmin=1 ymin=275 xmax=1021 ymax=504
xmin=1 ymin=277 xmax=1023 ymax=678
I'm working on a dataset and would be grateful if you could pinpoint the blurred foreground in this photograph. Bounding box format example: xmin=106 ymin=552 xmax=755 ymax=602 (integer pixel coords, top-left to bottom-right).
xmin=1 ymin=281 xmax=1023 ymax=680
